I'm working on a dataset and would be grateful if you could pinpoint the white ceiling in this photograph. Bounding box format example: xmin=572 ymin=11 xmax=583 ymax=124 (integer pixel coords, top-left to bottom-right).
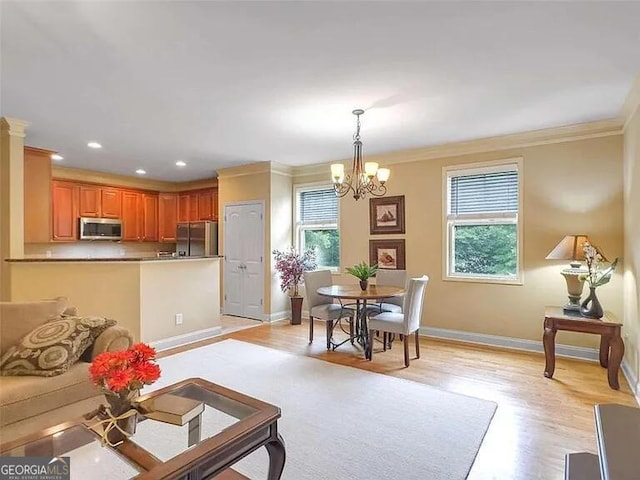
xmin=2 ymin=2 xmax=639 ymax=181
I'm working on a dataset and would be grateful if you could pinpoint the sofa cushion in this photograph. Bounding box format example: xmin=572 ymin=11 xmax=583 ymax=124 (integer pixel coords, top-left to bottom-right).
xmin=0 ymin=361 xmax=99 ymax=426
xmin=0 ymin=316 xmax=116 ymax=377
xmin=0 ymin=298 xmax=69 ymax=355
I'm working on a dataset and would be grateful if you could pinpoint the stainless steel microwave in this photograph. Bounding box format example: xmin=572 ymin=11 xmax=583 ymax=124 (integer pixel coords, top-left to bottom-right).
xmin=79 ymin=217 xmax=122 ymax=240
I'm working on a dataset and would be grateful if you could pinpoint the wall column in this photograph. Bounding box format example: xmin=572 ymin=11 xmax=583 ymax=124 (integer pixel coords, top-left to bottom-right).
xmin=0 ymin=117 xmax=28 ymax=300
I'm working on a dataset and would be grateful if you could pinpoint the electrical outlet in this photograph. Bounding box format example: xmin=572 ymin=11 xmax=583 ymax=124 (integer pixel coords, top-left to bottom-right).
xmin=45 ymin=250 xmax=52 ymax=258
xmin=175 ymin=313 xmax=183 ymax=325
xmin=119 ymin=248 xmax=126 ymax=256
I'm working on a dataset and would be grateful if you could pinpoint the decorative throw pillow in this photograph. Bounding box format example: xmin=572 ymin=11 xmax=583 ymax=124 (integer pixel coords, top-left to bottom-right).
xmin=0 ymin=316 xmax=116 ymax=377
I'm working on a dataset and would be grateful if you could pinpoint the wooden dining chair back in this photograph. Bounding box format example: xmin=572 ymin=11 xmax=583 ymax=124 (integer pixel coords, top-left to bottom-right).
xmin=375 ymin=269 xmax=407 ymax=313
xmin=303 ymin=270 xmax=353 ymax=349
xmin=368 ymin=275 xmax=429 ymax=367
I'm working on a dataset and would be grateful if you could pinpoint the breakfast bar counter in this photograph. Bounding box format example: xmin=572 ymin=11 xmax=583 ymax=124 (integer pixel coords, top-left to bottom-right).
xmin=7 ymin=256 xmax=222 ymax=347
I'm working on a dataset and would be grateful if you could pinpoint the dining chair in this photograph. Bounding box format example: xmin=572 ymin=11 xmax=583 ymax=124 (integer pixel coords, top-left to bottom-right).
xmin=303 ymin=270 xmax=354 ymax=350
xmin=375 ymin=269 xmax=407 ymax=314
xmin=368 ymin=275 xmax=429 ymax=367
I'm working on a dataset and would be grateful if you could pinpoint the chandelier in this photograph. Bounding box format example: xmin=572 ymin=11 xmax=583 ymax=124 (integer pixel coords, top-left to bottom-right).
xmin=331 ymin=109 xmax=390 ymax=200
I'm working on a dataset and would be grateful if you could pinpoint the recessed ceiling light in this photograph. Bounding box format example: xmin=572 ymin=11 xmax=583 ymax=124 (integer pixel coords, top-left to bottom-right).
xmin=135 ymin=169 xmax=146 ymax=175
xmin=51 ymin=154 xmax=64 ymax=161
xmin=87 ymin=142 xmax=102 ymax=149
xmin=175 ymin=160 xmax=187 ymax=167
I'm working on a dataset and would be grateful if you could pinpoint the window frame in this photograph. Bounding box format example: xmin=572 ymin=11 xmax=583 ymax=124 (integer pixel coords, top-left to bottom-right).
xmin=294 ymin=182 xmax=340 ymax=272
xmin=442 ymin=158 xmax=524 ymax=285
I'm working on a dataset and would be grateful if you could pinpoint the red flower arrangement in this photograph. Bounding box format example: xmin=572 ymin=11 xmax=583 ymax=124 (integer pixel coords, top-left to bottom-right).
xmin=90 ymin=343 xmax=161 ymax=400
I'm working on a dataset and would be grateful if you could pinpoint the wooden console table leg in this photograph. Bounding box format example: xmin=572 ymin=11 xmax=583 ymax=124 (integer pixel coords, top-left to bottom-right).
xmin=599 ymin=335 xmax=610 ymax=368
xmin=265 ymin=433 xmax=286 ymax=480
xmin=543 ymin=324 xmax=557 ymax=378
xmin=607 ymin=334 xmax=624 ymax=390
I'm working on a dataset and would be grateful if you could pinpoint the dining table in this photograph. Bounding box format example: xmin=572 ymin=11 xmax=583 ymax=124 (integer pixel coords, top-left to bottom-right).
xmin=316 ymin=284 xmax=405 ymax=359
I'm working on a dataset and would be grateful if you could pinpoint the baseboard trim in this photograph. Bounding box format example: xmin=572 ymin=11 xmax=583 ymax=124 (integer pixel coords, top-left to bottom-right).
xmin=621 ymin=360 xmax=640 ymax=405
xmin=149 ymin=326 xmax=223 ymax=352
xmin=265 ymin=310 xmax=290 ymax=323
xmin=419 ymin=326 xmax=599 ymax=362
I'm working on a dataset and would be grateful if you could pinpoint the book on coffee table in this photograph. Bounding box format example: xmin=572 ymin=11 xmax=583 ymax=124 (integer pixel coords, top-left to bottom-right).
xmin=138 ymin=394 xmax=205 ymax=426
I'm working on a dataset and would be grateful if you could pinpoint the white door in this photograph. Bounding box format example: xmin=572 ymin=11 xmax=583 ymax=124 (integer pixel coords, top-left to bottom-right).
xmin=223 ymin=202 xmax=265 ymax=320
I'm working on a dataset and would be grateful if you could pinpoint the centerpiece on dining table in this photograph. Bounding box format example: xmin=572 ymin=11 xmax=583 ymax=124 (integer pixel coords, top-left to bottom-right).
xmin=346 ymin=261 xmax=379 ymax=291
xmin=87 ymin=343 xmax=161 ymax=446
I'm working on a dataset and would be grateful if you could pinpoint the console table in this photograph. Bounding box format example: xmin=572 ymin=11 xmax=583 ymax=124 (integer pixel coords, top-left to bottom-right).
xmin=543 ymin=306 xmax=624 ymax=390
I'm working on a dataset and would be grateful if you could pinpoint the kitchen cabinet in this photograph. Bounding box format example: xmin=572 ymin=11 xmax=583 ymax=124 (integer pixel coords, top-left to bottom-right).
xmin=79 ymin=185 xmax=101 ymax=217
xmin=178 ymin=194 xmax=191 ymax=223
xmin=159 ymin=193 xmax=178 ymax=242
xmin=121 ymin=191 xmax=142 ymax=241
xmin=188 ymin=193 xmax=199 ymax=221
xmin=52 ymin=181 xmax=78 ymax=241
xmin=197 ymin=190 xmax=214 ymax=220
xmin=142 ymin=194 xmax=158 ymax=241
xmin=101 ymin=188 xmax=122 ymax=218
xmin=24 ymin=147 xmax=53 ymax=243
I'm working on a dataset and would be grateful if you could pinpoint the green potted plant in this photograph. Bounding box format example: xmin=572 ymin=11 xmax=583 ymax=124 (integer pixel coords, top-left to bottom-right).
xmin=346 ymin=261 xmax=379 ymax=291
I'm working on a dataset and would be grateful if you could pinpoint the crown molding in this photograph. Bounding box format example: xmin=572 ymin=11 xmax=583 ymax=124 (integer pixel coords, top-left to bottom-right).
xmin=293 ymin=118 xmax=623 ymax=178
xmin=622 ymin=73 xmax=640 ymax=132
xmin=217 ymin=161 xmax=293 ymax=179
xmin=217 ymin=161 xmax=271 ymax=179
xmin=0 ymin=117 xmax=30 ymax=138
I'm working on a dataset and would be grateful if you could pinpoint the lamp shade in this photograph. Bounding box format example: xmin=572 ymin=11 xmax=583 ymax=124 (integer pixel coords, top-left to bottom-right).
xmin=545 ymin=235 xmax=590 ymax=261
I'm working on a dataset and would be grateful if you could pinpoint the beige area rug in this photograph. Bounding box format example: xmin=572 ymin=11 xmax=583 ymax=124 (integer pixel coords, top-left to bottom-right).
xmin=142 ymin=339 xmax=497 ymax=480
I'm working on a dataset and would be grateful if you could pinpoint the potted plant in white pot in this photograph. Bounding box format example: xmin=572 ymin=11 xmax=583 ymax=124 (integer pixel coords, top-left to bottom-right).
xmin=273 ymin=247 xmax=317 ymax=325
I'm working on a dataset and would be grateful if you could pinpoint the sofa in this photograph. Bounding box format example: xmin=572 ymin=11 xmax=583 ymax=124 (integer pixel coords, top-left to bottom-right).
xmin=0 ymin=298 xmax=133 ymax=427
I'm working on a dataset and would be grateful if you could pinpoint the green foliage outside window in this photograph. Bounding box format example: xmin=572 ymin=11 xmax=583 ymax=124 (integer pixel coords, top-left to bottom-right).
xmin=304 ymin=229 xmax=339 ymax=268
xmin=453 ymin=224 xmax=517 ymax=276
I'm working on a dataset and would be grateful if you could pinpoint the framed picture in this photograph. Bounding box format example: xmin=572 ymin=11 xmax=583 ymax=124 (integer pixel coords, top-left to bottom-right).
xmin=369 ymin=195 xmax=405 ymax=235
xmin=369 ymin=239 xmax=406 ymax=270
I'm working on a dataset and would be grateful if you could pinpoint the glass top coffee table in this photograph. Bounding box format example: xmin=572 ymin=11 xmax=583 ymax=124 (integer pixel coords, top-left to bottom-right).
xmin=0 ymin=378 xmax=285 ymax=480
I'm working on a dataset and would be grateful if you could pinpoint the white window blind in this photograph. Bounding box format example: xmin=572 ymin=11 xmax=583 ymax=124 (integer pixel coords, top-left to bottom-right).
xmin=299 ymin=188 xmax=338 ymax=224
xmin=449 ymin=170 xmax=518 ymax=215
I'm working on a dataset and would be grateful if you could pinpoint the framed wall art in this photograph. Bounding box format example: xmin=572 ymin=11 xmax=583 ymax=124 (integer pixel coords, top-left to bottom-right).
xmin=369 ymin=239 xmax=406 ymax=270
xmin=369 ymin=195 xmax=405 ymax=235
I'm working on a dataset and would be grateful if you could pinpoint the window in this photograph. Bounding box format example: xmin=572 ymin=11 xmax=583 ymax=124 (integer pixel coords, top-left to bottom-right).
xmin=295 ymin=185 xmax=340 ymax=270
xmin=444 ymin=160 xmax=522 ymax=283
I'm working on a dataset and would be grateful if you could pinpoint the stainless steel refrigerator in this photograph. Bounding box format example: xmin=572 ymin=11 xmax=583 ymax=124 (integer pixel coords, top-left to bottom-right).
xmin=176 ymin=221 xmax=218 ymax=257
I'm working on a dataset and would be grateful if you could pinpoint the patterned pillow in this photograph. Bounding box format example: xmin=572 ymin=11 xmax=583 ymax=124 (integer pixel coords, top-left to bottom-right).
xmin=0 ymin=316 xmax=116 ymax=377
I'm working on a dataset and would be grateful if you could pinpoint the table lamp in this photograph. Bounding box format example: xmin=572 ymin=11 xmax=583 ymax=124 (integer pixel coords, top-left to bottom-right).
xmin=545 ymin=235 xmax=590 ymax=313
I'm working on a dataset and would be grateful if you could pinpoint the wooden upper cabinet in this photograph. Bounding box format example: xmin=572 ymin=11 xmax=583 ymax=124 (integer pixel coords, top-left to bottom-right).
xmin=178 ymin=194 xmax=191 ymax=223
xmin=101 ymin=188 xmax=122 ymax=218
xmin=197 ymin=189 xmax=215 ymax=220
xmin=78 ymin=185 xmax=101 ymax=217
xmin=52 ymin=181 xmax=78 ymax=241
xmin=142 ymin=194 xmax=158 ymax=242
xmin=188 ymin=193 xmax=199 ymax=221
xmin=121 ymin=191 xmax=141 ymax=241
xmin=158 ymin=193 xmax=178 ymax=242
xmin=24 ymin=147 xmax=53 ymax=243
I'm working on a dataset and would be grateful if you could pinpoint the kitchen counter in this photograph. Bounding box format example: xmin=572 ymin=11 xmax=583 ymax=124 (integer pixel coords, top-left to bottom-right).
xmin=6 ymin=256 xmax=222 ymax=262
xmin=8 ymin=256 xmax=222 ymax=345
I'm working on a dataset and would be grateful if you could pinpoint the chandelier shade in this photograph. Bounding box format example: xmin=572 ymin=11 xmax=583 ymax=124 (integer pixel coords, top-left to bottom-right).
xmin=331 ymin=109 xmax=390 ymax=201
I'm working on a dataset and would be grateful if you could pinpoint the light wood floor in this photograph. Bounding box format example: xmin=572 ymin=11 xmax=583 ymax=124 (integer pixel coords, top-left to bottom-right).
xmin=164 ymin=320 xmax=638 ymax=480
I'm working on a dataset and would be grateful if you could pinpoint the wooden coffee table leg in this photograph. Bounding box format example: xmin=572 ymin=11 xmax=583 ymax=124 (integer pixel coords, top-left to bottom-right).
xmin=265 ymin=433 xmax=286 ymax=480
xmin=607 ymin=334 xmax=624 ymax=390
xmin=543 ymin=325 xmax=557 ymax=378
xmin=599 ymin=335 xmax=610 ymax=368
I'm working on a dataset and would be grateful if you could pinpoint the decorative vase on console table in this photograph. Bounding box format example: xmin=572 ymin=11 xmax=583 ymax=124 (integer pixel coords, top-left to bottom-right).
xmin=580 ymin=286 xmax=604 ymax=319
xmin=273 ymin=247 xmax=317 ymax=326
xmin=579 ymin=241 xmax=618 ymax=320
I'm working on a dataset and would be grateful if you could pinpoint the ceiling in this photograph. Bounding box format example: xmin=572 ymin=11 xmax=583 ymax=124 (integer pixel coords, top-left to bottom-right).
xmin=2 ymin=2 xmax=639 ymax=181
